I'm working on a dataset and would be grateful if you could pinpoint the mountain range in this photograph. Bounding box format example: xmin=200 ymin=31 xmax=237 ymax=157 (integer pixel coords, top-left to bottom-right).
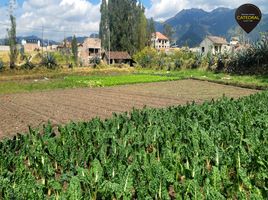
xmin=1 ymin=7 xmax=267 ymax=48
xmin=0 ymin=35 xmax=59 ymax=46
xmin=0 ymin=34 xmax=99 ymax=46
xmin=65 ymin=34 xmax=99 ymax=43
xmin=155 ymin=7 xmax=268 ymax=47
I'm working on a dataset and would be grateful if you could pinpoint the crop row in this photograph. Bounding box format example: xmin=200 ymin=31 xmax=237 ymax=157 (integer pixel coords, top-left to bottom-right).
xmin=0 ymin=92 xmax=268 ymax=199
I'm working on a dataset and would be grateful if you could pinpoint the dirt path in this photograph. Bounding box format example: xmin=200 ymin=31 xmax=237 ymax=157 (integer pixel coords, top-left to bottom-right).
xmin=0 ymin=79 xmax=259 ymax=138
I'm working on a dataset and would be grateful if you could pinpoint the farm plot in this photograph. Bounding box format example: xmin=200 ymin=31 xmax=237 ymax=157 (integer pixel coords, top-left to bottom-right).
xmin=0 ymin=79 xmax=258 ymax=138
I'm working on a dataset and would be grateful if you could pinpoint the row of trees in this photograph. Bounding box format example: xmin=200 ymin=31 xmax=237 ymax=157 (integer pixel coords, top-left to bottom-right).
xmin=99 ymin=0 xmax=155 ymax=55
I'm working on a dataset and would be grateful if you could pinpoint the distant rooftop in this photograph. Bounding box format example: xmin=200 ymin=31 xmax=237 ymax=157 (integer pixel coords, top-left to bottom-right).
xmin=106 ymin=51 xmax=131 ymax=60
xmin=155 ymin=32 xmax=169 ymax=40
xmin=207 ymin=36 xmax=228 ymax=44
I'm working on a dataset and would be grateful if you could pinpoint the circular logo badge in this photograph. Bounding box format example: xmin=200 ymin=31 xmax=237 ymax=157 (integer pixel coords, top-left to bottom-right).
xmin=235 ymin=4 xmax=262 ymax=33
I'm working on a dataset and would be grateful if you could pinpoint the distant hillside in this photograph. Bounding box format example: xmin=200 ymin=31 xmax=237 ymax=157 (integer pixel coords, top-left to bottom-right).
xmin=0 ymin=35 xmax=100 ymax=46
xmin=17 ymin=35 xmax=59 ymax=46
xmin=65 ymin=36 xmax=87 ymax=43
xmin=0 ymin=35 xmax=59 ymax=46
xmin=66 ymin=34 xmax=99 ymax=43
xmin=155 ymin=7 xmax=268 ymax=47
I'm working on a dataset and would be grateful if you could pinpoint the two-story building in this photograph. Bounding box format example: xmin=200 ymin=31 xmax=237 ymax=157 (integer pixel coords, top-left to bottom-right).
xmin=78 ymin=38 xmax=101 ymax=66
xmin=151 ymin=32 xmax=170 ymax=51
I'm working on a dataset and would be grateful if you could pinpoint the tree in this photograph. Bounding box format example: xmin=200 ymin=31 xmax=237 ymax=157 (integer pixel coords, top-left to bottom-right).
xmin=99 ymin=0 xmax=147 ymax=55
xmin=163 ymin=23 xmax=174 ymax=42
xmin=99 ymin=0 xmax=109 ymax=51
xmin=146 ymin=18 xmax=155 ymax=46
xmin=71 ymin=35 xmax=78 ymax=65
xmin=136 ymin=4 xmax=147 ymax=51
xmin=7 ymin=15 xmax=18 ymax=69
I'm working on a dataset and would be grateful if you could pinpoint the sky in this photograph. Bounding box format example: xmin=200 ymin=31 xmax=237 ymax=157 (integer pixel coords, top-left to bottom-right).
xmin=0 ymin=0 xmax=267 ymax=41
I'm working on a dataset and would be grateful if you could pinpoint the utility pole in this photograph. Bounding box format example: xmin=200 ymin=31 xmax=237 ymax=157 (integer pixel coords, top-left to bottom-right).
xmin=42 ymin=25 xmax=44 ymax=57
xmin=47 ymin=39 xmax=49 ymax=51
xmin=108 ymin=28 xmax=110 ymax=65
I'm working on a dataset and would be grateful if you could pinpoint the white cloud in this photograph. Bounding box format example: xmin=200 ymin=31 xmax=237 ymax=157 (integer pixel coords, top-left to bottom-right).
xmin=0 ymin=0 xmax=267 ymax=41
xmin=0 ymin=0 xmax=100 ymax=41
xmin=145 ymin=0 xmax=188 ymax=21
xmin=146 ymin=0 xmax=268 ymax=21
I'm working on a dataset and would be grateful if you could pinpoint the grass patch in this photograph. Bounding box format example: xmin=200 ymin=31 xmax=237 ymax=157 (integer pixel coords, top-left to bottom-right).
xmin=0 ymin=67 xmax=134 ymax=81
xmin=136 ymin=69 xmax=268 ymax=90
xmin=0 ymin=74 xmax=182 ymax=94
xmin=1 ymin=67 xmax=268 ymax=95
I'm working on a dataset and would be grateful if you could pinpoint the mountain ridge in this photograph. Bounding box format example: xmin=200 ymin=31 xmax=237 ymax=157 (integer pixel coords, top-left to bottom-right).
xmin=155 ymin=7 xmax=268 ymax=47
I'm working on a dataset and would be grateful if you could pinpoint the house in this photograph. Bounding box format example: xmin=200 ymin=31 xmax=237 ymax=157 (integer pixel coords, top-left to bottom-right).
xmin=230 ymin=37 xmax=239 ymax=47
xmin=22 ymin=39 xmax=41 ymax=52
xmin=78 ymin=38 xmax=101 ymax=65
xmin=51 ymin=45 xmax=58 ymax=51
xmin=151 ymin=32 xmax=170 ymax=51
xmin=200 ymin=36 xmax=229 ymax=55
xmin=0 ymin=45 xmax=10 ymax=52
xmin=102 ymin=51 xmax=134 ymax=66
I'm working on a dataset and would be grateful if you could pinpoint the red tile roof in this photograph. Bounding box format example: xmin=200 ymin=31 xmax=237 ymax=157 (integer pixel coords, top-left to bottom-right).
xmin=106 ymin=51 xmax=131 ymax=60
xmin=155 ymin=32 xmax=169 ymax=40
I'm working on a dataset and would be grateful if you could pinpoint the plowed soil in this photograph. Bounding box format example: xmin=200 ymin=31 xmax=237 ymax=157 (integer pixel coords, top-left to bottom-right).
xmin=0 ymin=79 xmax=258 ymax=138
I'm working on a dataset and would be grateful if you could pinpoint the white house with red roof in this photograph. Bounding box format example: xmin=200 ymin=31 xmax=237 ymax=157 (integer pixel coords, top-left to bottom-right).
xmin=151 ymin=32 xmax=170 ymax=50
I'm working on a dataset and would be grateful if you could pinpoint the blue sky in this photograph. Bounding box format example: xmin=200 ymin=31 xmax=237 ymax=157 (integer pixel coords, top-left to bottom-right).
xmin=0 ymin=0 xmax=267 ymax=40
xmin=1 ymin=0 xmax=151 ymax=7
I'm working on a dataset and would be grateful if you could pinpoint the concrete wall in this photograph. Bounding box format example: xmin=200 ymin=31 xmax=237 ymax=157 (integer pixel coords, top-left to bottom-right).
xmin=200 ymin=38 xmax=230 ymax=55
xmin=24 ymin=43 xmax=40 ymax=52
xmin=0 ymin=46 xmax=10 ymax=51
xmin=78 ymin=38 xmax=102 ymax=66
xmin=200 ymin=38 xmax=214 ymax=55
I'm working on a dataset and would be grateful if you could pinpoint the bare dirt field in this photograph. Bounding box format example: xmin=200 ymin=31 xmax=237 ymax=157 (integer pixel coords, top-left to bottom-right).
xmin=0 ymin=79 xmax=259 ymax=138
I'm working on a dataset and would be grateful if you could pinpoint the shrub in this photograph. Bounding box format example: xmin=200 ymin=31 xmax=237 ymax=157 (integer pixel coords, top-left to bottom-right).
xmin=68 ymin=63 xmax=73 ymax=69
xmin=206 ymin=52 xmax=215 ymax=70
xmin=22 ymin=57 xmax=35 ymax=70
xmin=19 ymin=48 xmax=26 ymax=61
xmin=174 ymin=59 xmax=181 ymax=70
xmin=216 ymin=54 xmax=225 ymax=72
xmin=166 ymin=62 xmax=172 ymax=71
xmin=134 ymin=47 xmax=202 ymax=70
xmin=191 ymin=54 xmax=202 ymax=69
xmin=157 ymin=58 xmax=165 ymax=70
xmin=226 ymin=35 xmax=268 ymax=74
xmin=41 ymin=53 xmax=57 ymax=69
xmin=133 ymin=47 xmax=157 ymax=68
xmin=0 ymin=60 xmax=4 ymax=72
xmin=90 ymin=56 xmax=101 ymax=68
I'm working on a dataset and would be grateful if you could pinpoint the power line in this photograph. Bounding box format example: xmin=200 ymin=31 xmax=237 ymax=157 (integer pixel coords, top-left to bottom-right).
xmin=42 ymin=25 xmax=44 ymax=57
xmin=0 ymin=22 xmax=98 ymax=34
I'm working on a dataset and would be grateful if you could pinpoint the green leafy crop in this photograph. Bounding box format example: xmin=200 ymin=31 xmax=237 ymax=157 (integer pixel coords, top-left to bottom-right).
xmin=0 ymin=91 xmax=268 ymax=199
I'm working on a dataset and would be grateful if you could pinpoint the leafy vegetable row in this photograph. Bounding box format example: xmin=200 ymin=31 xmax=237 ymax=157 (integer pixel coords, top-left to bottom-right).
xmin=0 ymin=91 xmax=268 ymax=199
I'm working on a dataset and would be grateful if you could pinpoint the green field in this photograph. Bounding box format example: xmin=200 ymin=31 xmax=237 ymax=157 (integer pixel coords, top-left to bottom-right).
xmin=0 ymin=91 xmax=268 ymax=199
xmin=136 ymin=69 xmax=268 ymax=90
xmin=1 ymin=68 xmax=268 ymax=95
xmin=0 ymin=74 xmax=182 ymax=94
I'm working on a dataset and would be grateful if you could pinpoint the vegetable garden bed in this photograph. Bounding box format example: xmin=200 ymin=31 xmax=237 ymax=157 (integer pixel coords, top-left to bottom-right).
xmin=0 ymin=91 xmax=268 ymax=199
